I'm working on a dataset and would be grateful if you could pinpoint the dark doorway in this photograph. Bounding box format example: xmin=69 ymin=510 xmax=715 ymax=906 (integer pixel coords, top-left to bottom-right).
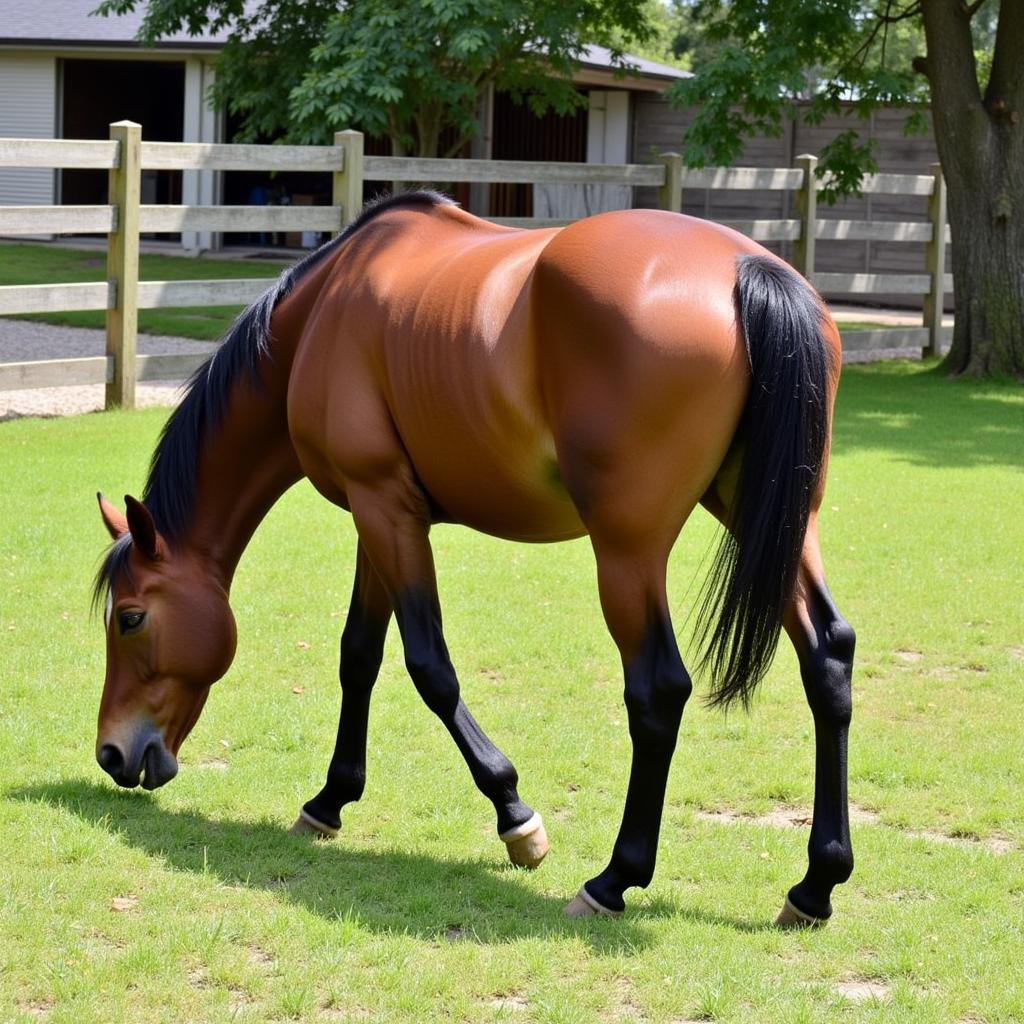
xmin=221 ymin=110 xmax=333 ymax=248
xmin=490 ymin=89 xmax=588 ymax=217
xmin=61 ymin=58 xmax=185 ymax=208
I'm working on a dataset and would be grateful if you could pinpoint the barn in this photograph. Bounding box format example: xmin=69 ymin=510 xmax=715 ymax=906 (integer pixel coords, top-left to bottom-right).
xmin=0 ymin=0 xmax=688 ymax=250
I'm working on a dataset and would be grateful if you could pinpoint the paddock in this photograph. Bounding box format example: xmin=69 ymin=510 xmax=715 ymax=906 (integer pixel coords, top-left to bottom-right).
xmin=1 ymin=360 xmax=1021 ymax=1022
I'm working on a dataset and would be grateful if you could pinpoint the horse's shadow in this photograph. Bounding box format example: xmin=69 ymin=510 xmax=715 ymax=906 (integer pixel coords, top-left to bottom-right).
xmin=15 ymin=780 xmax=775 ymax=949
xmin=14 ymin=779 xmax=779 ymax=951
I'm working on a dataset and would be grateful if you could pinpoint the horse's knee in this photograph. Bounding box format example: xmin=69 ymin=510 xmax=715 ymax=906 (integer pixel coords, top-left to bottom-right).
xmin=803 ymin=617 xmax=855 ymax=726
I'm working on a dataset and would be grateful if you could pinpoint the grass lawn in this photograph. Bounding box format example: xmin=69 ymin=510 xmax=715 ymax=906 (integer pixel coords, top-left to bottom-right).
xmin=0 ymin=242 xmax=288 ymax=341
xmin=1 ymin=361 xmax=1022 ymax=1023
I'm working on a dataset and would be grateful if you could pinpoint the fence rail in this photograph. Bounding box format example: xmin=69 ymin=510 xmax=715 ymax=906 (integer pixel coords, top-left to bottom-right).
xmin=1 ymin=122 xmax=952 ymax=408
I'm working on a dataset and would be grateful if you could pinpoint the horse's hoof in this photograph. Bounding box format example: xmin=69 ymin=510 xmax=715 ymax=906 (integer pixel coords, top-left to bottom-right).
xmin=563 ymin=886 xmax=621 ymax=919
xmin=289 ymin=808 xmax=339 ymax=839
xmin=500 ymin=812 xmax=549 ymax=869
xmin=775 ymin=896 xmax=826 ymax=929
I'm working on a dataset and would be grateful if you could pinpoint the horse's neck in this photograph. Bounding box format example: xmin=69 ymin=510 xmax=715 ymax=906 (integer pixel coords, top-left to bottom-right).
xmin=185 ymin=365 xmax=301 ymax=589
xmin=184 ymin=255 xmax=340 ymax=587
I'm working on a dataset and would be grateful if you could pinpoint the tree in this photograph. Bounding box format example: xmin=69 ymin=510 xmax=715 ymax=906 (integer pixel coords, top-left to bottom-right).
xmin=96 ymin=0 xmax=651 ymax=158
xmin=667 ymin=1 xmax=1023 ymax=379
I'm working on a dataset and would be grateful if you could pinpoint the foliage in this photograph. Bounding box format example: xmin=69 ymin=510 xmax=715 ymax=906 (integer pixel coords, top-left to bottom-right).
xmin=94 ymin=0 xmax=653 ymax=156
xmin=667 ymin=1 xmax=923 ymax=199
xmin=665 ymin=0 xmax=1000 ymax=201
xmin=2 ymin=362 xmax=1024 ymax=1019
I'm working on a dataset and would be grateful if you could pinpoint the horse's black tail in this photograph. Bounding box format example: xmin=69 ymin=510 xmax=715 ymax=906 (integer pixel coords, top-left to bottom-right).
xmin=697 ymin=254 xmax=833 ymax=710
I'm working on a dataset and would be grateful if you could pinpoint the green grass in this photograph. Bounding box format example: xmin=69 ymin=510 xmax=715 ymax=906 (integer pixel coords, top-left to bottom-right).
xmin=0 ymin=242 xmax=288 ymax=340
xmin=1 ymin=361 xmax=1023 ymax=1023
xmin=832 ymin=321 xmax=910 ymax=333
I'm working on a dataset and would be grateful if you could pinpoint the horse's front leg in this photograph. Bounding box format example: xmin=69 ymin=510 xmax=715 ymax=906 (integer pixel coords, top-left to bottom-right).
xmin=291 ymin=540 xmax=392 ymax=838
xmin=776 ymin=525 xmax=855 ymax=926
xmin=566 ymin=540 xmax=692 ymax=916
xmin=346 ymin=470 xmax=548 ymax=868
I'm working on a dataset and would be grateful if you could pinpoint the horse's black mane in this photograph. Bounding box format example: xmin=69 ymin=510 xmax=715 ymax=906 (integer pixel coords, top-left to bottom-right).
xmin=93 ymin=190 xmax=454 ymax=609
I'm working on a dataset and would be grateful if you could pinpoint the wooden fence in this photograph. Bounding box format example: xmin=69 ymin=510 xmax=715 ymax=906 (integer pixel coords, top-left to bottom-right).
xmin=0 ymin=121 xmax=951 ymax=409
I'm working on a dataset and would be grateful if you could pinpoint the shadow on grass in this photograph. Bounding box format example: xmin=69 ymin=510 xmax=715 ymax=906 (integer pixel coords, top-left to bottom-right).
xmin=12 ymin=779 xmax=776 ymax=951
xmin=835 ymin=362 xmax=1024 ymax=470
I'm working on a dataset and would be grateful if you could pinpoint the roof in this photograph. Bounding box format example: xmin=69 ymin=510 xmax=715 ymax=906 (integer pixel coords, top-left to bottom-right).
xmin=0 ymin=2 xmax=691 ymax=82
xmin=581 ymin=45 xmax=690 ymax=83
xmin=0 ymin=0 xmax=231 ymax=48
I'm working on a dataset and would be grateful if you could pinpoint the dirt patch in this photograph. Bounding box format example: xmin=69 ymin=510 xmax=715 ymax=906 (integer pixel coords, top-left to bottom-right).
xmin=835 ymin=978 xmax=890 ymax=1002
xmin=693 ymin=805 xmax=880 ymax=829
xmin=606 ymin=977 xmax=647 ymax=1023
xmin=487 ymin=993 xmax=529 ymax=1013
xmin=87 ymin=927 xmax=126 ymax=950
xmin=18 ymin=1000 xmax=54 ymax=1019
xmin=110 ymin=894 xmax=139 ymax=912
xmin=247 ymin=944 xmax=276 ymax=971
xmin=894 ymin=649 xmax=923 ymax=663
xmin=321 ymin=1007 xmax=369 ymax=1021
xmin=906 ymin=828 xmax=1015 ymax=854
xmin=693 ymin=805 xmax=1014 ymax=853
xmin=188 ymin=967 xmax=211 ymax=990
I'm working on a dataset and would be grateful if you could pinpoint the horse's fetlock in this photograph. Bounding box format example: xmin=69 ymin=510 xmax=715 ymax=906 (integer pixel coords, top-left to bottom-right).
xmin=327 ymin=764 xmax=366 ymax=803
xmin=813 ymin=838 xmax=854 ymax=884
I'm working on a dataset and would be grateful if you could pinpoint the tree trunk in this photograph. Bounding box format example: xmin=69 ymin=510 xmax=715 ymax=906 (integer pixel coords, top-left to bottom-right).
xmin=941 ymin=123 xmax=1024 ymax=378
xmin=922 ymin=0 xmax=1024 ymax=379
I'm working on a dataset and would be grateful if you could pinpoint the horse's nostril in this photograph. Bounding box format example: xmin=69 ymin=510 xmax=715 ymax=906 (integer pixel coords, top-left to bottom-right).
xmin=98 ymin=743 xmax=125 ymax=776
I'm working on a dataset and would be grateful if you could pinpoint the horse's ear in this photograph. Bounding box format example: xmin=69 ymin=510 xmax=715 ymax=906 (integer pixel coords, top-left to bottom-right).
xmin=97 ymin=492 xmax=128 ymax=540
xmin=124 ymin=495 xmax=161 ymax=561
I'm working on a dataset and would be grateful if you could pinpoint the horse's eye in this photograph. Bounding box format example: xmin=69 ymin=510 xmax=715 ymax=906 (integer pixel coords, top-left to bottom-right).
xmin=118 ymin=610 xmax=146 ymax=635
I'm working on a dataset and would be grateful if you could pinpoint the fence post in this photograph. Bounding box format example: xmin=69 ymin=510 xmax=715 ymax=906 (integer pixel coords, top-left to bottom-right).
xmin=923 ymin=161 xmax=948 ymax=357
xmin=105 ymin=120 xmax=141 ymax=410
xmin=792 ymin=153 xmax=818 ymax=281
xmin=333 ymin=130 xmax=365 ymax=231
xmin=657 ymin=152 xmax=683 ymax=213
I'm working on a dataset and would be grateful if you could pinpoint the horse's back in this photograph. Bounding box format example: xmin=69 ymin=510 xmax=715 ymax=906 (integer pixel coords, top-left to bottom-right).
xmin=288 ymin=204 xmax=586 ymax=539
xmin=289 ymin=203 xmax=763 ymax=543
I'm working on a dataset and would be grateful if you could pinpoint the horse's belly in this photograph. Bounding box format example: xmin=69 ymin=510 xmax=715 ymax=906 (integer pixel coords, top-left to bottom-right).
xmin=400 ymin=426 xmax=586 ymax=542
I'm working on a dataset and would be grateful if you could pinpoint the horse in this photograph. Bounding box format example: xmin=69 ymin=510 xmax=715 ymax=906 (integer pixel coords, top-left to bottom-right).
xmin=93 ymin=191 xmax=855 ymax=925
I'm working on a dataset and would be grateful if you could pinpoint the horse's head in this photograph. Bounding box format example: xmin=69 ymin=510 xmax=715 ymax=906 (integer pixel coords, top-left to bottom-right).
xmin=94 ymin=494 xmax=237 ymax=789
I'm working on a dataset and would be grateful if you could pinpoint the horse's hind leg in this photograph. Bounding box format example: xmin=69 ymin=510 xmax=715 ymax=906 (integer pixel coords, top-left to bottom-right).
xmin=565 ymin=537 xmax=693 ymax=916
xmin=292 ymin=541 xmax=392 ymax=838
xmin=775 ymin=521 xmax=856 ymax=926
xmin=346 ymin=471 xmax=548 ymax=868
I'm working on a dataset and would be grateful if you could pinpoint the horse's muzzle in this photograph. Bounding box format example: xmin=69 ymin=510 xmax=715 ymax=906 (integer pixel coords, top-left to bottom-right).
xmin=97 ymin=734 xmax=178 ymax=790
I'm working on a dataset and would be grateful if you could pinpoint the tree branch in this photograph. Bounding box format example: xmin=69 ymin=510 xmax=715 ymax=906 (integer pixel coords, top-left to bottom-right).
xmin=986 ymin=0 xmax=1024 ymax=112
xmin=877 ymin=1 xmax=924 ymax=24
xmin=921 ymin=0 xmax=984 ymax=111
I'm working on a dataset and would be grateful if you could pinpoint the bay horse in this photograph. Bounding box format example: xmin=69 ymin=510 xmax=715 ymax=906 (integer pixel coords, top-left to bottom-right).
xmin=93 ymin=192 xmax=855 ymax=925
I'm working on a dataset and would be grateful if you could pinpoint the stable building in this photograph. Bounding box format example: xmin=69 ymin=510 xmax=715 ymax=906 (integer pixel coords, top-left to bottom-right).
xmin=0 ymin=0 xmax=688 ymax=251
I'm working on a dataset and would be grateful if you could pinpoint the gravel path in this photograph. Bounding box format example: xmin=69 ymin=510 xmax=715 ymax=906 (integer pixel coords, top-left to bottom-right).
xmin=0 ymin=320 xmax=214 ymax=419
